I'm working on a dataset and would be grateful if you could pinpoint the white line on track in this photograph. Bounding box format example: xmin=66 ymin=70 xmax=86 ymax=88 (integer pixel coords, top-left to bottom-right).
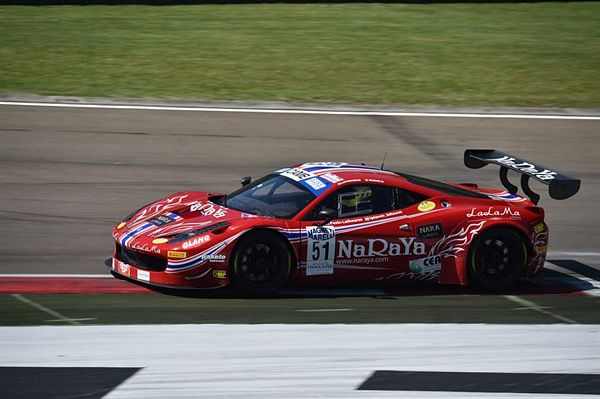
xmin=544 ymin=263 xmax=600 ymax=297
xmin=295 ymin=308 xmax=353 ymax=312
xmin=504 ymin=295 xmax=577 ymax=324
xmin=45 ymin=317 xmax=97 ymax=323
xmin=11 ymin=293 xmax=81 ymax=325
xmin=548 ymin=251 xmax=600 ymax=257
xmin=2 ymin=101 xmax=600 ymax=120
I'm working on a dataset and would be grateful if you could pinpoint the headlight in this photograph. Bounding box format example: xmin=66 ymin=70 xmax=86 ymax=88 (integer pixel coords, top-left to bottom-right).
xmin=165 ymin=222 xmax=230 ymax=244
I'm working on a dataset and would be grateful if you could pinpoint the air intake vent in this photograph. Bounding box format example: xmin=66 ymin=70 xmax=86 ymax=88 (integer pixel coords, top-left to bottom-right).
xmin=115 ymin=244 xmax=167 ymax=271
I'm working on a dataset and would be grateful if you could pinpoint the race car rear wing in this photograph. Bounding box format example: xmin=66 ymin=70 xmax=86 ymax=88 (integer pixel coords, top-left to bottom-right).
xmin=464 ymin=149 xmax=580 ymax=204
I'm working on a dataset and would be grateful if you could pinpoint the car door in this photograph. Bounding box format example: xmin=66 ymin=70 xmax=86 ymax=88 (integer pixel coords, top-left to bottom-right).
xmin=300 ymin=184 xmax=424 ymax=282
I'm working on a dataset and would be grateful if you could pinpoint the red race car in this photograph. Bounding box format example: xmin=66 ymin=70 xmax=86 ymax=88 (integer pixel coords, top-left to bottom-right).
xmin=108 ymin=149 xmax=580 ymax=295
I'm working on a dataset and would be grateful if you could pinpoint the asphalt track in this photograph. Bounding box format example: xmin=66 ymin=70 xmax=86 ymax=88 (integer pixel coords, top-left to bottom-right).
xmin=1 ymin=100 xmax=599 ymax=398
xmin=1 ymin=100 xmax=599 ymax=274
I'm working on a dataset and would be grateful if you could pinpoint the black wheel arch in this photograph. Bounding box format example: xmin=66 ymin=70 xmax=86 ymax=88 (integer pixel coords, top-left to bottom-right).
xmin=229 ymin=227 xmax=298 ymax=277
xmin=470 ymin=223 xmax=533 ymax=262
xmin=465 ymin=223 xmax=531 ymax=289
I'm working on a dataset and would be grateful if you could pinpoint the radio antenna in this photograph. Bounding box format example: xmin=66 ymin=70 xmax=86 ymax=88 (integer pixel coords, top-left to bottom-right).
xmin=380 ymin=152 xmax=388 ymax=170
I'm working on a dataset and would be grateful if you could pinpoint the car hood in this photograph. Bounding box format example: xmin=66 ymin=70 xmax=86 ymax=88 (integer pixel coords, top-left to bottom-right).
xmin=116 ymin=191 xmax=261 ymax=239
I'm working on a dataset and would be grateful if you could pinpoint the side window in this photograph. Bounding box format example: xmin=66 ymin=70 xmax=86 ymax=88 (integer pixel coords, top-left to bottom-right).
xmin=395 ymin=187 xmax=428 ymax=209
xmin=309 ymin=185 xmax=395 ymax=220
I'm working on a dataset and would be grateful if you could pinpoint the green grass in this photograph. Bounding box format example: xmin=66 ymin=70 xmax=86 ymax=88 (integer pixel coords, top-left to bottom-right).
xmin=1 ymin=3 xmax=599 ymax=107
xmin=1 ymin=293 xmax=599 ymax=325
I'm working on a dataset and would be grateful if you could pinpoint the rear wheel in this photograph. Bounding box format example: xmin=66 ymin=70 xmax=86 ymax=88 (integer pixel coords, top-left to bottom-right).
xmin=230 ymin=231 xmax=292 ymax=296
xmin=468 ymin=227 xmax=527 ymax=291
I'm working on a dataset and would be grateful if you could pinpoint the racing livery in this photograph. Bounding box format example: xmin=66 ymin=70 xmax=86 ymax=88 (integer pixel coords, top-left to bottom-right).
xmin=108 ymin=150 xmax=580 ymax=294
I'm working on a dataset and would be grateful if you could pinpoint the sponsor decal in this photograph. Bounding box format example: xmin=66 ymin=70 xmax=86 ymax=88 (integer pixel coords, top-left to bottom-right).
xmin=212 ymin=270 xmax=227 ymax=279
xmin=118 ymin=261 xmax=130 ymax=277
xmin=534 ymin=222 xmax=545 ymax=234
xmin=338 ymin=237 xmax=425 ymax=258
xmin=337 ymin=178 xmax=362 ymax=185
xmin=152 ymin=238 xmax=169 ymax=244
xmin=190 ymin=202 xmax=228 ymax=218
xmin=417 ymin=223 xmax=443 ymax=239
xmin=417 ymin=201 xmax=436 ymax=212
xmin=305 ymin=177 xmax=326 ymax=190
xmin=168 ymin=251 xmax=187 ymax=259
xmin=241 ymin=213 xmax=258 ymax=218
xmin=409 ymin=255 xmax=442 ymax=274
xmin=137 ymin=269 xmax=150 ymax=282
xmin=201 ymin=254 xmax=226 ymax=262
xmin=117 ymin=222 xmax=126 ymax=229
xmin=365 ymin=178 xmax=384 ymax=183
xmin=489 ymin=156 xmax=557 ymax=180
xmin=149 ymin=214 xmax=175 ymax=226
xmin=281 ymin=167 xmax=314 ymax=181
xmin=321 ymin=173 xmax=343 ymax=183
xmin=182 ymin=235 xmax=211 ymax=250
xmin=332 ymin=216 xmax=365 ymax=226
xmin=306 ymin=225 xmax=336 ymax=276
xmin=131 ymin=243 xmax=161 ymax=255
xmin=289 ymin=174 xmax=331 ymax=195
xmin=364 ymin=213 xmax=389 ymax=221
xmin=466 ymin=207 xmax=520 ymax=218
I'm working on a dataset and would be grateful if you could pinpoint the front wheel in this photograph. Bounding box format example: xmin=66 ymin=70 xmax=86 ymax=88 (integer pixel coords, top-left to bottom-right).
xmin=468 ymin=227 xmax=527 ymax=291
xmin=230 ymin=231 xmax=292 ymax=296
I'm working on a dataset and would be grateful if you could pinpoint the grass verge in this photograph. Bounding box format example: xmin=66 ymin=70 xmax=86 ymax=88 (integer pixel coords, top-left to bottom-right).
xmin=1 ymin=294 xmax=598 ymax=325
xmin=1 ymin=3 xmax=599 ymax=107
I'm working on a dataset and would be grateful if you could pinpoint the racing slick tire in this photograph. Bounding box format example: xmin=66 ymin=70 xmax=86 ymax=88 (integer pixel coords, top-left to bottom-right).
xmin=230 ymin=230 xmax=292 ymax=296
xmin=467 ymin=227 xmax=527 ymax=291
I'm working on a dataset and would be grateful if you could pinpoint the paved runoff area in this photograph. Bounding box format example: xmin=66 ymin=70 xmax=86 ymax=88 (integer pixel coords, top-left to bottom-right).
xmin=2 ymin=324 xmax=598 ymax=398
xmin=0 ymin=100 xmax=599 ymax=398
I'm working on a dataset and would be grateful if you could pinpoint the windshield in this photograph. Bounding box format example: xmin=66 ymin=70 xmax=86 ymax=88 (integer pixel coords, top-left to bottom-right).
xmin=396 ymin=172 xmax=490 ymax=199
xmin=219 ymin=174 xmax=316 ymax=219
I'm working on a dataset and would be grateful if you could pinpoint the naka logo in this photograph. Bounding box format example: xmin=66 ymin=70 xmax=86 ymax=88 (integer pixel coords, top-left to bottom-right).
xmin=490 ymin=156 xmax=557 ymax=180
xmin=417 ymin=223 xmax=443 ymax=239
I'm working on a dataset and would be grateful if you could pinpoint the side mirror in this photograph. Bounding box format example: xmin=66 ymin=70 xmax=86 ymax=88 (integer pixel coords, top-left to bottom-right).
xmin=240 ymin=176 xmax=252 ymax=186
xmin=317 ymin=208 xmax=337 ymax=225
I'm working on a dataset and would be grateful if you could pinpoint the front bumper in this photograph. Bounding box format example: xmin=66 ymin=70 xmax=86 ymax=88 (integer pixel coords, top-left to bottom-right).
xmin=105 ymin=257 xmax=229 ymax=289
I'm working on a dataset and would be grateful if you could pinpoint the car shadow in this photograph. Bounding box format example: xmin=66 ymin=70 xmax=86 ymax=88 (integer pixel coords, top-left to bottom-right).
xmin=119 ymin=258 xmax=595 ymax=299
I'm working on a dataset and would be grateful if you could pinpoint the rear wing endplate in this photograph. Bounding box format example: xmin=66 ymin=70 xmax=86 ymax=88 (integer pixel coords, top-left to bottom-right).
xmin=464 ymin=149 xmax=580 ymax=204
